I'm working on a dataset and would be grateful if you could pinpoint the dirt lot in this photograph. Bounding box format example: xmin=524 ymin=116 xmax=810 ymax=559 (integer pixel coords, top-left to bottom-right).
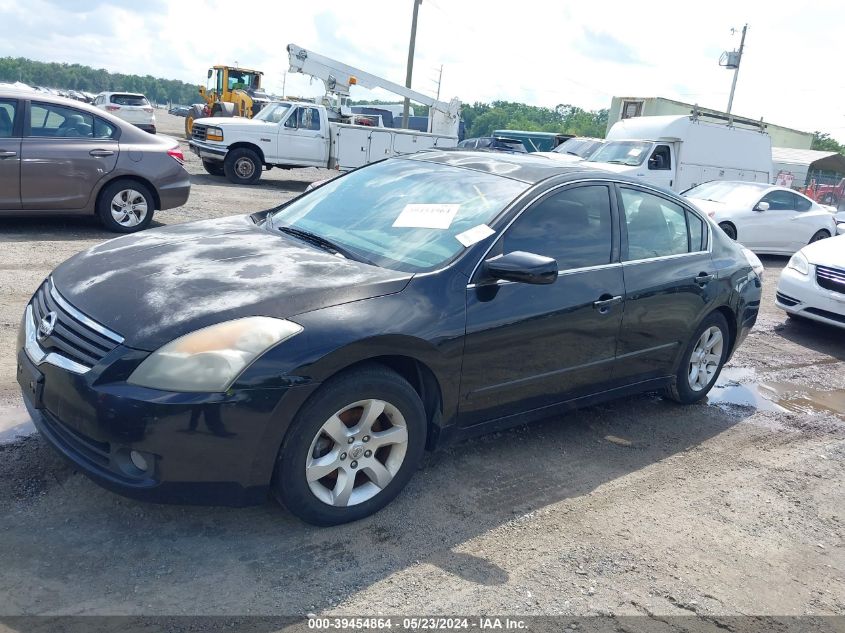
xmin=0 ymin=112 xmax=843 ymax=620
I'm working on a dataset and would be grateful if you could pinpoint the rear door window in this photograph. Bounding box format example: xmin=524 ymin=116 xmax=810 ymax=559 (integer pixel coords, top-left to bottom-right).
xmin=620 ymin=188 xmax=696 ymax=260
xmin=29 ymin=103 xmax=95 ymax=138
xmin=792 ymin=192 xmax=812 ymax=211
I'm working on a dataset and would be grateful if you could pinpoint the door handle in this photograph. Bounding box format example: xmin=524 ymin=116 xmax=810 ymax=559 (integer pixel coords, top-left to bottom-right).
xmin=0 ymin=150 xmax=16 ymax=158
xmin=695 ymin=272 xmax=715 ymax=286
xmin=592 ymin=294 xmax=623 ymax=314
xmin=89 ymin=149 xmax=114 ymax=157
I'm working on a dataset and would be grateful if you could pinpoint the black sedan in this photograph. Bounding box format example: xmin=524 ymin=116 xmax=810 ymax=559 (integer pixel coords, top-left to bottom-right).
xmin=17 ymin=152 xmax=761 ymax=525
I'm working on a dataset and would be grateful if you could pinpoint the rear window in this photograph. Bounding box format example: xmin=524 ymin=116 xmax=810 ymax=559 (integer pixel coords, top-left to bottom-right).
xmin=110 ymin=94 xmax=149 ymax=106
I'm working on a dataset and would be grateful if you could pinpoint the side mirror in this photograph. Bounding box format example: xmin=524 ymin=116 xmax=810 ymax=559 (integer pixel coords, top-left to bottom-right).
xmin=754 ymin=201 xmax=770 ymax=212
xmin=484 ymin=251 xmax=558 ymax=285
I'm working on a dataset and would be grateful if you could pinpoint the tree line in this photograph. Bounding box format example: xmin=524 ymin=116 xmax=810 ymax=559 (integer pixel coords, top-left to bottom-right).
xmin=0 ymin=57 xmax=200 ymax=105
xmin=5 ymin=57 xmax=842 ymax=150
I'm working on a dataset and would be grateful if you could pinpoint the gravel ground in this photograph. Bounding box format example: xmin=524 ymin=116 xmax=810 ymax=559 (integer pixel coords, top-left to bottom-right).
xmin=0 ymin=112 xmax=843 ymax=620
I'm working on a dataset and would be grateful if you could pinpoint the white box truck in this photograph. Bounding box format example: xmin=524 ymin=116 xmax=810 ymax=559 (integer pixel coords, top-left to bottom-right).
xmin=188 ymin=101 xmax=457 ymax=184
xmin=584 ymin=114 xmax=772 ymax=192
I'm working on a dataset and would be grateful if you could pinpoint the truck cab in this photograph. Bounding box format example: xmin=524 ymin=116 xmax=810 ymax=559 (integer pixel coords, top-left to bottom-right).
xmin=585 ymin=140 xmax=676 ymax=190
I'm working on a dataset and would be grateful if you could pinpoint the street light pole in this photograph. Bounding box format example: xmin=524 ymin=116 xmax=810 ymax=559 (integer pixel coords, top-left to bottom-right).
xmin=402 ymin=0 xmax=422 ymax=129
xmin=726 ymin=24 xmax=748 ymax=119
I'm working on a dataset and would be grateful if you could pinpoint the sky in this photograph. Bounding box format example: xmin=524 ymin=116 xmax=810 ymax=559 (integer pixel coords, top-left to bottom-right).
xmin=1 ymin=0 xmax=843 ymax=142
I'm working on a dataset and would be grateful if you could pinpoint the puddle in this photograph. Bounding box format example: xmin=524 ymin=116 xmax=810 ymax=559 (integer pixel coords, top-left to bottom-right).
xmin=0 ymin=403 xmax=36 ymax=444
xmin=707 ymin=367 xmax=845 ymax=417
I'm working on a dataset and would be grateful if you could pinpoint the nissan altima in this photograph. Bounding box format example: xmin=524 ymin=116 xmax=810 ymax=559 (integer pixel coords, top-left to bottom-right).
xmin=17 ymin=152 xmax=761 ymax=525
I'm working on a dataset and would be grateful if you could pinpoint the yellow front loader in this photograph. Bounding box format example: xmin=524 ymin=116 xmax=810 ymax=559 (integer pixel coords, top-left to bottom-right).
xmin=184 ymin=65 xmax=275 ymax=137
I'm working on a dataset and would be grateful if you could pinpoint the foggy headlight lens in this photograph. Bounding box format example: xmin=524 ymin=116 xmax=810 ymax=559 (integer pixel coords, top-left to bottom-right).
xmin=787 ymin=251 xmax=809 ymax=276
xmin=206 ymin=126 xmax=224 ymax=141
xmin=128 ymin=317 xmax=302 ymax=392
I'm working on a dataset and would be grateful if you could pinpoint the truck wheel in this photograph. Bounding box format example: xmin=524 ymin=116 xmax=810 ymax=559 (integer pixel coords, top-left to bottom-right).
xmin=224 ymin=148 xmax=262 ymax=185
xmin=185 ymin=105 xmax=204 ymax=138
xmin=202 ymin=160 xmax=225 ymax=177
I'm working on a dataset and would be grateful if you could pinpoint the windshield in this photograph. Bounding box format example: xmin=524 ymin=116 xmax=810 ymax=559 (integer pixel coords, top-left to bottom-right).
xmin=553 ymin=138 xmax=603 ymax=157
xmin=587 ymin=141 xmax=652 ymax=166
xmin=254 ymin=102 xmax=291 ymax=123
xmin=683 ymin=181 xmax=769 ymax=206
xmin=268 ymin=159 xmax=526 ymax=272
xmin=227 ymin=70 xmax=259 ymax=91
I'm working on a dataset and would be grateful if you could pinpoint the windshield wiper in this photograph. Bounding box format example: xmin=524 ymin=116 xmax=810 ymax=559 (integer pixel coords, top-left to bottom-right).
xmin=276 ymin=226 xmax=375 ymax=265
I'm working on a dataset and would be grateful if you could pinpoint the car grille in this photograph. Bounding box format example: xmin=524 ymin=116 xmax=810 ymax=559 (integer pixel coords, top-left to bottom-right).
xmin=31 ymin=280 xmax=123 ymax=371
xmin=192 ymin=124 xmax=208 ymax=142
xmin=816 ymin=265 xmax=845 ymax=295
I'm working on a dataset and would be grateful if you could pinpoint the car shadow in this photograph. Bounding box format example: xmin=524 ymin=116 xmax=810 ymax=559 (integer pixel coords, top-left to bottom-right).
xmin=0 ymin=216 xmax=166 ymax=242
xmin=774 ymin=315 xmax=845 ymax=362
xmin=189 ymin=173 xmax=312 ymax=194
xmin=0 ymin=392 xmax=751 ymax=619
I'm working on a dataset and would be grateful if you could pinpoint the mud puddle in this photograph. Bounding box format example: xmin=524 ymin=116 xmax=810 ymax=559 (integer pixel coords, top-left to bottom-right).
xmin=708 ymin=366 xmax=845 ymax=417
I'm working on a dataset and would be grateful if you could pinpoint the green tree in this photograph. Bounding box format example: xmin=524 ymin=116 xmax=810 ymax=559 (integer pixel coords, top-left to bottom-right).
xmin=811 ymin=132 xmax=845 ymax=154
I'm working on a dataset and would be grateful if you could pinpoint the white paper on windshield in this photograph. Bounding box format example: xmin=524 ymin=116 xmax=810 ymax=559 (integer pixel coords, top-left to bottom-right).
xmin=455 ymin=224 xmax=495 ymax=247
xmin=627 ymin=148 xmax=643 ymax=157
xmin=393 ymin=204 xmax=460 ymax=229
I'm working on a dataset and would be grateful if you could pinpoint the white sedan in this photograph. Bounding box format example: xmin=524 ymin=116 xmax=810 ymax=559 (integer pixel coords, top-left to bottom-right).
xmin=776 ymin=234 xmax=845 ymax=328
xmin=533 ymin=137 xmax=605 ymax=163
xmin=684 ymin=181 xmax=838 ymax=255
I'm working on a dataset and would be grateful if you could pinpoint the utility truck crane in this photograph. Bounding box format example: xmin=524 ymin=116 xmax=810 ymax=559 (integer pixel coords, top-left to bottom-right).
xmin=187 ymin=44 xmax=459 ymax=185
xmin=287 ymin=43 xmax=461 ymax=138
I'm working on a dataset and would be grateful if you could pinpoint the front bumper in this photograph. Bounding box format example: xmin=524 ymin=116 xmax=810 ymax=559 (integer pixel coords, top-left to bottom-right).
xmin=776 ymin=265 xmax=845 ymax=329
xmin=17 ymin=318 xmax=318 ymax=506
xmin=189 ymin=139 xmax=228 ymax=162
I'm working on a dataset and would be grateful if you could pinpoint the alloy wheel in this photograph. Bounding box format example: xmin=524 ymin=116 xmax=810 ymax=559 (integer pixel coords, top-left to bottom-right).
xmin=109 ymin=189 xmax=148 ymax=227
xmin=306 ymin=399 xmax=408 ymax=507
xmin=688 ymin=326 xmax=723 ymax=391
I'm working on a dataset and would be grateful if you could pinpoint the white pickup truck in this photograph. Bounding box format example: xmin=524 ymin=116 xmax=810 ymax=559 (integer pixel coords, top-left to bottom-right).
xmin=188 ymin=101 xmax=457 ymax=184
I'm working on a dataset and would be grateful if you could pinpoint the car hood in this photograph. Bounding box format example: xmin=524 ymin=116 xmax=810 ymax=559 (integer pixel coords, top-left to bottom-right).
xmin=800 ymin=233 xmax=845 ymax=266
xmin=532 ymin=152 xmax=585 ymax=163
xmin=51 ymin=215 xmax=413 ymax=351
xmin=581 ymin=161 xmax=640 ymax=174
xmin=685 ymin=198 xmax=728 ymax=217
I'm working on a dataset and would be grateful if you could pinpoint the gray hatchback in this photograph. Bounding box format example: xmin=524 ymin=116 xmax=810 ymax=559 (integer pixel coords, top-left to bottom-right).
xmin=0 ymin=90 xmax=190 ymax=233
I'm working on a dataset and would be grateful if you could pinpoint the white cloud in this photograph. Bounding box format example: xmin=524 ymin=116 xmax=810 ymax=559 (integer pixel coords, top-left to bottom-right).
xmin=1 ymin=0 xmax=843 ymax=141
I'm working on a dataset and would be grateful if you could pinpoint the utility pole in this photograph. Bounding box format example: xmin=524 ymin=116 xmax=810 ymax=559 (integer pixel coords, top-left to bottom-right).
xmin=402 ymin=0 xmax=422 ymax=129
xmin=434 ymin=64 xmax=443 ymax=102
xmin=725 ymin=24 xmax=748 ymax=119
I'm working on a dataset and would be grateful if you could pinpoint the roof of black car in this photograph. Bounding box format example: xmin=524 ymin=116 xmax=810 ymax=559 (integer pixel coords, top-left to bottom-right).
xmin=405 ymin=149 xmax=615 ymax=185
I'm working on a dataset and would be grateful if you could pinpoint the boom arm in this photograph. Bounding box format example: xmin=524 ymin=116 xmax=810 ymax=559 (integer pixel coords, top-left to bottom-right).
xmin=287 ymin=43 xmax=460 ymax=136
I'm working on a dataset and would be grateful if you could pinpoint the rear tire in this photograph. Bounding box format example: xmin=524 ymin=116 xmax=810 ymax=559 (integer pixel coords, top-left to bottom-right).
xmin=273 ymin=365 xmax=427 ymax=526
xmin=719 ymin=222 xmax=737 ymax=241
xmin=223 ymin=147 xmax=262 ymax=185
xmin=96 ymin=179 xmax=155 ymax=233
xmin=663 ymin=312 xmax=730 ymax=404
xmin=809 ymin=229 xmax=830 ymax=244
xmin=202 ymin=160 xmax=225 ymax=177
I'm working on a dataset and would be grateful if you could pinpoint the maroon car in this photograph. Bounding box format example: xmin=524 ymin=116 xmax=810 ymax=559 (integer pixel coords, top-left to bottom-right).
xmin=0 ymin=90 xmax=190 ymax=232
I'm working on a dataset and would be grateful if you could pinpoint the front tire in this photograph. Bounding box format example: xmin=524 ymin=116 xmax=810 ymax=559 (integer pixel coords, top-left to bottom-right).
xmin=719 ymin=222 xmax=737 ymax=241
xmin=664 ymin=312 xmax=730 ymax=404
xmin=809 ymin=229 xmax=830 ymax=244
xmin=184 ymin=105 xmax=204 ymax=138
xmin=273 ymin=365 xmax=427 ymax=526
xmin=223 ymin=147 xmax=262 ymax=185
xmin=96 ymin=180 xmax=155 ymax=233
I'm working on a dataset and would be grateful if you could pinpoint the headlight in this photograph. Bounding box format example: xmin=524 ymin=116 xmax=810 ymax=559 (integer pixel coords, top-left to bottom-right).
xmin=206 ymin=126 xmax=224 ymax=141
xmin=128 ymin=317 xmax=302 ymax=392
xmin=787 ymin=251 xmax=809 ymax=276
xmin=740 ymin=246 xmax=764 ymax=280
